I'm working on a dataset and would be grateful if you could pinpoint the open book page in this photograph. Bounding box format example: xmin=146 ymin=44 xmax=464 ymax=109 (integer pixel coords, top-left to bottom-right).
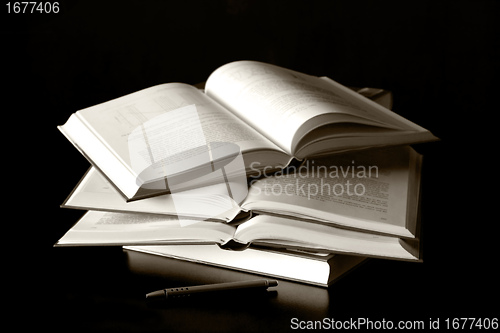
xmin=205 ymin=61 xmax=431 ymax=156
xmin=62 ymin=167 xmax=244 ymax=222
xmin=55 ymin=211 xmax=236 ymax=246
xmin=241 ymin=146 xmax=421 ymax=238
xmin=66 ymin=83 xmax=288 ymax=179
xmin=317 ymin=77 xmax=428 ymax=132
xmin=233 ymin=215 xmax=418 ymax=261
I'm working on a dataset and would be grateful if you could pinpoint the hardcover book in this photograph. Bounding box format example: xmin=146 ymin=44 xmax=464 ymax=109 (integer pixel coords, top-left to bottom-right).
xmin=124 ymin=245 xmax=367 ymax=287
xmin=58 ymin=61 xmax=437 ymax=201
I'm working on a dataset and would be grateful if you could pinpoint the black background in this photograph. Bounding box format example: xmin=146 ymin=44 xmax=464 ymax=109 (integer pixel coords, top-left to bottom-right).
xmin=3 ymin=0 xmax=499 ymax=331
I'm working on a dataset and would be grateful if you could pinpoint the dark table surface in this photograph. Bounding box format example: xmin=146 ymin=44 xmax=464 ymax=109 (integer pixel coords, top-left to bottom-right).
xmin=36 ymin=220 xmax=498 ymax=333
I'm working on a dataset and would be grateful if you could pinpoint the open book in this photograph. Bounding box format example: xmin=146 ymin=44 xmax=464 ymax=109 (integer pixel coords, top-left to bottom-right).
xmin=57 ymin=146 xmax=423 ymax=260
xmin=58 ymin=61 xmax=437 ymax=201
xmin=55 ymin=210 xmax=419 ymax=261
xmin=62 ymin=146 xmax=421 ymax=238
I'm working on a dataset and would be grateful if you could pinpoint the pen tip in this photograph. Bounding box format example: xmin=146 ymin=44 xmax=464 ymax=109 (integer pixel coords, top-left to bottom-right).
xmin=146 ymin=290 xmax=165 ymax=302
xmin=268 ymin=280 xmax=278 ymax=287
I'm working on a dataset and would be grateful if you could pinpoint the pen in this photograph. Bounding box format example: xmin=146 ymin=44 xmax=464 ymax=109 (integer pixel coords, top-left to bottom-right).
xmin=146 ymin=279 xmax=278 ymax=301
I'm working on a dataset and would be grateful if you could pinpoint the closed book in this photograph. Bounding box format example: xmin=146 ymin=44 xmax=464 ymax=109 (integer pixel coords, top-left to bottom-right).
xmin=124 ymin=244 xmax=367 ymax=287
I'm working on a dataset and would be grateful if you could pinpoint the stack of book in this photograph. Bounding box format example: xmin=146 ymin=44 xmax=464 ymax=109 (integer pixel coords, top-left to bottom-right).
xmin=56 ymin=61 xmax=437 ymax=286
